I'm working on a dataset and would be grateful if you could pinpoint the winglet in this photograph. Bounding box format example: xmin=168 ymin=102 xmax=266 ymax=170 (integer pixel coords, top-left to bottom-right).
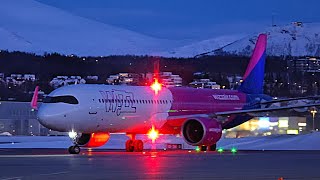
xmin=31 ymin=86 xmax=39 ymax=110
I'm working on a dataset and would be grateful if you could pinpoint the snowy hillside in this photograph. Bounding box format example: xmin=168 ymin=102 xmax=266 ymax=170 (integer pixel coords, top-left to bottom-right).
xmin=217 ymin=23 xmax=320 ymax=57
xmin=163 ymin=23 xmax=320 ymax=58
xmin=158 ymin=35 xmax=245 ymax=58
xmin=0 ymin=0 xmax=179 ymax=56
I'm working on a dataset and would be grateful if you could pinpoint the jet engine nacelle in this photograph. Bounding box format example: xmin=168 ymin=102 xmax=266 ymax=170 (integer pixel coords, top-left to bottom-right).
xmin=76 ymin=132 xmax=110 ymax=147
xmin=182 ymin=117 xmax=222 ymax=146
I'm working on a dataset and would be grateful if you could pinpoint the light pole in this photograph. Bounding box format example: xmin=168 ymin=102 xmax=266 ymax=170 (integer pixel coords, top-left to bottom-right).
xmin=310 ymin=108 xmax=317 ymax=131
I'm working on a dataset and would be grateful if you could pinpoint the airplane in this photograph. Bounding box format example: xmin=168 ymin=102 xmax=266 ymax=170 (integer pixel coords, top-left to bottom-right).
xmin=32 ymin=34 xmax=320 ymax=154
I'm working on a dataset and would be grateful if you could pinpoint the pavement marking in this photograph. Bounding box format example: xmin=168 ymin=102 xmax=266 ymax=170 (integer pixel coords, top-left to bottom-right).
xmin=0 ymin=171 xmax=69 ymax=180
xmin=37 ymin=171 xmax=69 ymax=176
xmin=0 ymin=176 xmax=23 ymax=180
xmin=0 ymin=154 xmax=73 ymax=158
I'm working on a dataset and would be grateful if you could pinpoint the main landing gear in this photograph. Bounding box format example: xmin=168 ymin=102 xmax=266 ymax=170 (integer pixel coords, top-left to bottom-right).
xmin=68 ymin=145 xmax=81 ymax=154
xmin=125 ymin=134 xmax=144 ymax=152
xmin=199 ymin=144 xmax=217 ymax=152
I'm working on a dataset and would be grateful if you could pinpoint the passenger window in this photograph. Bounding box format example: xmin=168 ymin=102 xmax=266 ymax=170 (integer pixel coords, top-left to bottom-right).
xmin=43 ymin=95 xmax=79 ymax=104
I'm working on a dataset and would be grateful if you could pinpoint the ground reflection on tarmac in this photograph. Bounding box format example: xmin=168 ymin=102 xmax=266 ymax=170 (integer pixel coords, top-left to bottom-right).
xmin=0 ymin=149 xmax=319 ymax=180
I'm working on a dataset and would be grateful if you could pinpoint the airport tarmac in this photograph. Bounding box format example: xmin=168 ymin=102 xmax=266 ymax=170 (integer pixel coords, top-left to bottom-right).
xmin=0 ymin=149 xmax=319 ymax=180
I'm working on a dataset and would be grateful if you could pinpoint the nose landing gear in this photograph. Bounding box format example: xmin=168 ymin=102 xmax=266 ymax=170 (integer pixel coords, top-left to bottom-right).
xmin=68 ymin=130 xmax=81 ymax=154
xmin=68 ymin=145 xmax=81 ymax=154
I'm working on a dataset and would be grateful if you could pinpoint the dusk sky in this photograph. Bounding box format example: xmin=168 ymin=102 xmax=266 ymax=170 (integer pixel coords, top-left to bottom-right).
xmin=37 ymin=0 xmax=320 ymax=41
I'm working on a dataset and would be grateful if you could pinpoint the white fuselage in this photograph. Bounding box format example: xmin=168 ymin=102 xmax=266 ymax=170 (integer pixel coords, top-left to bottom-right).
xmin=37 ymin=84 xmax=173 ymax=134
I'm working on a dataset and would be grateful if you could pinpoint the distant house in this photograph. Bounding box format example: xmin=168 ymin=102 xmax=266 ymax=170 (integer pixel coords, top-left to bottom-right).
xmin=189 ymin=79 xmax=220 ymax=89
xmin=50 ymin=76 xmax=86 ymax=88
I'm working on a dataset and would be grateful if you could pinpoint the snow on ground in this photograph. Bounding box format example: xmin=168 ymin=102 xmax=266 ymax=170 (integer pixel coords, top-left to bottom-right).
xmin=0 ymin=0 xmax=179 ymax=56
xmin=1 ymin=132 xmax=320 ymax=150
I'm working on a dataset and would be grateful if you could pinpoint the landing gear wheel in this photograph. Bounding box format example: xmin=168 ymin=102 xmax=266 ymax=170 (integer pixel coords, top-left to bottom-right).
xmin=209 ymin=144 xmax=217 ymax=151
xmin=200 ymin=145 xmax=207 ymax=151
xmin=133 ymin=140 xmax=144 ymax=152
xmin=125 ymin=140 xmax=134 ymax=152
xmin=68 ymin=145 xmax=81 ymax=154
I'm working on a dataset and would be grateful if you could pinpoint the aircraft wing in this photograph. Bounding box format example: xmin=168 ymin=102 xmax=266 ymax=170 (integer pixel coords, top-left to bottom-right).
xmin=257 ymin=96 xmax=320 ymax=105
xmin=215 ymin=103 xmax=320 ymax=116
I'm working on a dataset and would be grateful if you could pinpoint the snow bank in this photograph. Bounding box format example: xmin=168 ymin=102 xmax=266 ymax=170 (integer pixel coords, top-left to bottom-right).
xmin=1 ymin=132 xmax=320 ymax=150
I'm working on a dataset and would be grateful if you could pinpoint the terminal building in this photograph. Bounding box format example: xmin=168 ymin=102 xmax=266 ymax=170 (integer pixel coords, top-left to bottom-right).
xmin=224 ymin=116 xmax=308 ymax=138
xmin=0 ymin=101 xmax=47 ymax=136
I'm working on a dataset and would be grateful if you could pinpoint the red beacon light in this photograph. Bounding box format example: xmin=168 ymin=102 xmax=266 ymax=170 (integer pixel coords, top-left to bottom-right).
xmin=147 ymin=126 xmax=159 ymax=143
xmin=150 ymin=79 xmax=162 ymax=94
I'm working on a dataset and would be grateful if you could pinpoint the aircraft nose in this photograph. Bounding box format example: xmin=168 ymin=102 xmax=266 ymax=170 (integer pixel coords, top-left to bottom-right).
xmin=37 ymin=107 xmax=51 ymax=127
xmin=37 ymin=105 xmax=75 ymax=132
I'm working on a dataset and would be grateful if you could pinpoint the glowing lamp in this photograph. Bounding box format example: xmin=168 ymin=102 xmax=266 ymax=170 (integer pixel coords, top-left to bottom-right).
xmin=68 ymin=130 xmax=77 ymax=139
xmin=151 ymin=79 xmax=162 ymax=94
xmin=231 ymin=147 xmax=237 ymax=153
xmin=217 ymin=147 xmax=224 ymax=153
xmin=195 ymin=146 xmax=200 ymax=152
xmin=147 ymin=126 xmax=159 ymax=143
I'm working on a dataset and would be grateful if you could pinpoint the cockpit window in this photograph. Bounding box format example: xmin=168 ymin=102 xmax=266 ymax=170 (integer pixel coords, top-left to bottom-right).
xmin=43 ymin=95 xmax=79 ymax=104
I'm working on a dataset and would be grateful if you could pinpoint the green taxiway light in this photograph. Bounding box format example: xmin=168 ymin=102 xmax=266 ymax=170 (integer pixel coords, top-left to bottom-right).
xmin=195 ymin=146 xmax=200 ymax=152
xmin=217 ymin=147 xmax=224 ymax=153
xmin=231 ymin=147 xmax=237 ymax=153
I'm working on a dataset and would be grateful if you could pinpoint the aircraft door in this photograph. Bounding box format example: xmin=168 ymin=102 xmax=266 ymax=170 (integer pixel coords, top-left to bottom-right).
xmin=88 ymin=96 xmax=103 ymax=130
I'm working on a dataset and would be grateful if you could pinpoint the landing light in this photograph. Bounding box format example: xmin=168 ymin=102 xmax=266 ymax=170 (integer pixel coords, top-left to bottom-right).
xmin=151 ymin=79 xmax=162 ymax=94
xmin=147 ymin=126 xmax=159 ymax=143
xmin=231 ymin=147 xmax=237 ymax=153
xmin=68 ymin=130 xmax=77 ymax=139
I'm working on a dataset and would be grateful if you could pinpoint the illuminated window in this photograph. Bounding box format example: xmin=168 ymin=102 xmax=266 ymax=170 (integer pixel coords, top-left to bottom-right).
xmin=279 ymin=117 xmax=289 ymax=128
xmin=287 ymin=130 xmax=298 ymax=134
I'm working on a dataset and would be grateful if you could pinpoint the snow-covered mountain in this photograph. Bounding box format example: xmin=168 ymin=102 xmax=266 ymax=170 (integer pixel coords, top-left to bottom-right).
xmin=218 ymin=23 xmax=320 ymax=57
xmin=158 ymin=35 xmax=245 ymax=58
xmin=2 ymin=0 xmax=320 ymax=58
xmin=163 ymin=23 xmax=320 ymax=58
xmin=0 ymin=0 xmax=179 ymax=56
